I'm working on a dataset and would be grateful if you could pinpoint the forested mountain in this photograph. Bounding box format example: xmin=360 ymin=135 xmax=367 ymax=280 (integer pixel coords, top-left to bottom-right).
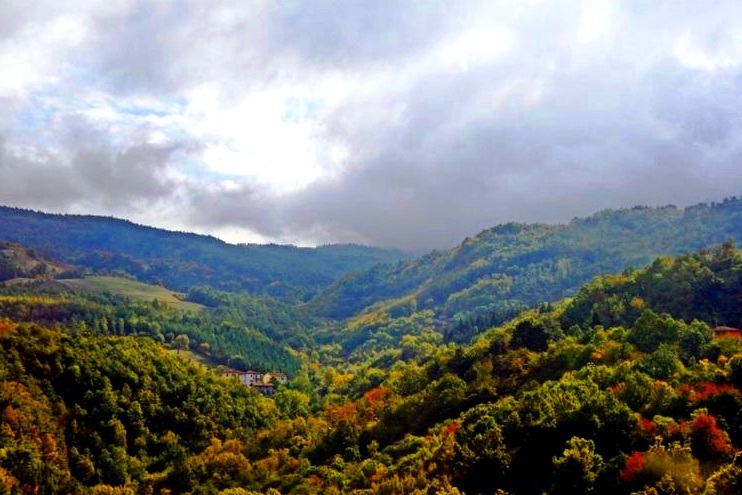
xmin=0 ymin=323 xmax=280 ymax=494
xmin=5 ymin=198 xmax=742 ymax=494
xmin=0 ymin=241 xmax=67 ymax=280
xmin=311 ymin=199 xmax=742 ymax=324
xmin=4 ymin=241 xmax=742 ymax=493
xmin=228 ymin=243 xmax=742 ymax=495
xmin=0 ymin=206 xmax=409 ymax=300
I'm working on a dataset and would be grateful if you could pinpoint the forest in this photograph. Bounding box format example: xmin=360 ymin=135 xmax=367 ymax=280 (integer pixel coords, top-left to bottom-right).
xmin=2 ymin=199 xmax=742 ymax=494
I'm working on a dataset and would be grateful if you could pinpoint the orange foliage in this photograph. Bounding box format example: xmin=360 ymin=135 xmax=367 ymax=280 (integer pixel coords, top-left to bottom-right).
xmin=0 ymin=319 xmax=16 ymax=337
xmin=678 ymin=382 xmax=738 ymax=403
xmin=443 ymin=421 xmax=460 ymax=436
xmin=2 ymin=406 xmax=20 ymax=426
xmin=325 ymin=402 xmax=359 ymax=424
xmin=361 ymin=387 xmax=390 ymax=421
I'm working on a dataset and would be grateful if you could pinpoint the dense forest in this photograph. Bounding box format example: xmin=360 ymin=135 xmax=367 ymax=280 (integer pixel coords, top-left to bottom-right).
xmin=0 ymin=207 xmax=408 ymax=300
xmin=311 ymin=199 xmax=742 ymax=321
xmin=2 ymin=199 xmax=742 ymax=494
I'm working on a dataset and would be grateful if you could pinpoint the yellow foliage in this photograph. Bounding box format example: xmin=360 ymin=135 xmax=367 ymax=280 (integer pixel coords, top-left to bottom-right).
xmin=631 ymin=297 xmax=647 ymax=310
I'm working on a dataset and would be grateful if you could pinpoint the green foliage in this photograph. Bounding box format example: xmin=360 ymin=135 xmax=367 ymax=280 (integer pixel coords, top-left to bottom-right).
xmin=511 ymin=319 xmax=549 ymax=351
xmin=312 ymin=200 xmax=742 ymax=327
xmin=0 ymin=281 xmax=302 ymax=374
xmin=0 ymin=206 xmax=408 ymax=301
xmin=551 ymin=437 xmax=604 ymax=495
xmin=0 ymin=324 xmax=278 ymax=494
xmin=4 ymin=206 xmax=742 ymax=494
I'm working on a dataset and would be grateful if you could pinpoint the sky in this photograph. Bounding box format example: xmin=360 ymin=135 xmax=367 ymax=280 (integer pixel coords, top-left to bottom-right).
xmin=2 ymin=0 xmax=742 ymax=252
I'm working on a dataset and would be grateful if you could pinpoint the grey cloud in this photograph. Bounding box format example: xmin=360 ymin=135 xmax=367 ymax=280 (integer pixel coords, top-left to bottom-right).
xmin=0 ymin=114 xmax=185 ymax=216
xmin=6 ymin=1 xmax=742 ymax=251
xmin=266 ymin=0 xmax=456 ymax=68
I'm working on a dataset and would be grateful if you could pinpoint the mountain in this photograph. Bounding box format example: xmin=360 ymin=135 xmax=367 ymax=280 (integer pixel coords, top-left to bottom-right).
xmin=4 ymin=243 xmax=742 ymax=494
xmin=310 ymin=198 xmax=742 ymax=325
xmin=248 ymin=244 xmax=742 ymax=495
xmin=0 ymin=206 xmax=409 ymax=300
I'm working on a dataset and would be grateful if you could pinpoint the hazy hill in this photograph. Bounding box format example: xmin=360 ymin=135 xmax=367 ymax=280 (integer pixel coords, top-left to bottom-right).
xmin=0 ymin=206 xmax=409 ymax=300
xmin=310 ymin=198 xmax=742 ymax=322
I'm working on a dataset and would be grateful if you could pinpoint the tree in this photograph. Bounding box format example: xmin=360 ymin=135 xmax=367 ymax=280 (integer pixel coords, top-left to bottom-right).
xmin=172 ymin=334 xmax=190 ymax=354
xmin=551 ymin=437 xmax=604 ymax=495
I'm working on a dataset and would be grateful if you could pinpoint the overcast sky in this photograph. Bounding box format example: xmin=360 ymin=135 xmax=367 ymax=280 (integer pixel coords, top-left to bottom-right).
xmin=2 ymin=1 xmax=742 ymax=251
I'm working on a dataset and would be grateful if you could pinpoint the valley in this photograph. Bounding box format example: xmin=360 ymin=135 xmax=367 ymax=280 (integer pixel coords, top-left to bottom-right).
xmin=1 ymin=199 xmax=742 ymax=494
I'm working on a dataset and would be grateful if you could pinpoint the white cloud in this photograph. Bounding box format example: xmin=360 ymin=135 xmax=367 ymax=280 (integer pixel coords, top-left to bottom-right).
xmin=3 ymin=0 xmax=742 ymax=250
xmin=439 ymin=27 xmax=513 ymax=73
xmin=577 ymin=2 xmax=614 ymax=43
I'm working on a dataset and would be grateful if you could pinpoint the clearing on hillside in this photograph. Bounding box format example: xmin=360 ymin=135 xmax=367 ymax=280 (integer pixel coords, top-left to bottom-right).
xmin=57 ymin=276 xmax=205 ymax=311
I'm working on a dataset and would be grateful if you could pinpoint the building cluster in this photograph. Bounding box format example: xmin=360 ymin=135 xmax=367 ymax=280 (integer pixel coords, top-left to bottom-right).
xmin=221 ymin=369 xmax=288 ymax=397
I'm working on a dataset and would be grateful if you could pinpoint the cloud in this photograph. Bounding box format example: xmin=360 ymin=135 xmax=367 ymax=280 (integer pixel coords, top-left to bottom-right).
xmin=2 ymin=0 xmax=742 ymax=251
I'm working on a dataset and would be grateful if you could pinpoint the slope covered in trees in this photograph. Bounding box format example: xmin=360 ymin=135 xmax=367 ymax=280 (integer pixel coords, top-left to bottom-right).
xmin=0 ymin=280 xmax=305 ymax=374
xmin=6 ymin=243 xmax=742 ymax=494
xmin=0 ymin=322 xmax=279 ymax=494
xmin=311 ymin=199 xmax=742 ymax=335
xmin=4 ymin=198 xmax=742 ymax=493
xmin=233 ymin=243 xmax=742 ymax=494
xmin=0 ymin=206 xmax=409 ymax=300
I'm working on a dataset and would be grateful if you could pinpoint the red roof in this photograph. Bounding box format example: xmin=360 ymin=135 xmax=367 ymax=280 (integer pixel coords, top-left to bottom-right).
xmin=712 ymin=327 xmax=742 ymax=339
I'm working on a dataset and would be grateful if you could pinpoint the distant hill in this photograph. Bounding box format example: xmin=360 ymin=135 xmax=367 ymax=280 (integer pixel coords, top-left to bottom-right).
xmin=310 ymin=198 xmax=742 ymax=324
xmin=0 ymin=206 xmax=409 ymax=300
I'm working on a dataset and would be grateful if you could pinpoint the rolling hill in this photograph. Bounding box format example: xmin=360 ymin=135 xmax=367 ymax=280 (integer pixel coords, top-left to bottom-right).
xmin=311 ymin=199 xmax=742 ymax=322
xmin=0 ymin=206 xmax=409 ymax=301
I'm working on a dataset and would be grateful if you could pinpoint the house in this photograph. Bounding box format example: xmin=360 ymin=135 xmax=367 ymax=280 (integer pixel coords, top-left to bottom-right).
xmin=712 ymin=326 xmax=742 ymax=339
xmin=223 ymin=369 xmax=263 ymax=386
xmin=263 ymin=372 xmax=288 ymax=384
xmin=221 ymin=369 xmax=288 ymax=397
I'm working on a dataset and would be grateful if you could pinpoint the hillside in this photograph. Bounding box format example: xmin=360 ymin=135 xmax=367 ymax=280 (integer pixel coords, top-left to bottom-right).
xmin=56 ymin=276 xmax=206 ymax=312
xmin=0 ymin=206 xmax=409 ymax=301
xmin=0 ymin=324 xmax=279 ymax=494
xmin=311 ymin=199 xmax=742 ymax=324
xmin=4 ymin=245 xmax=742 ymax=493
xmin=0 ymin=279 xmax=305 ymax=374
xmin=237 ymin=244 xmax=742 ymax=495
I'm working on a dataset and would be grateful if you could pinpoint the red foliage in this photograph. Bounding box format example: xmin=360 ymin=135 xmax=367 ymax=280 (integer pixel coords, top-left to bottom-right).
xmin=443 ymin=421 xmax=460 ymax=436
xmin=610 ymin=382 xmax=625 ymax=395
xmin=690 ymin=412 xmax=732 ymax=460
xmin=638 ymin=417 xmax=657 ymax=438
xmin=620 ymin=451 xmax=647 ymax=481
xmin=363 ymin=386 xmax=389 ymax=403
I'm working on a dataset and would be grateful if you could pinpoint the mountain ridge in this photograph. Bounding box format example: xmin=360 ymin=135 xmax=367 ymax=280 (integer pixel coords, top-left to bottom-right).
xmin=309 ymin=198 xmax=742 ymax=347
xmin=0 ymin=206 xmax=410 ymax=300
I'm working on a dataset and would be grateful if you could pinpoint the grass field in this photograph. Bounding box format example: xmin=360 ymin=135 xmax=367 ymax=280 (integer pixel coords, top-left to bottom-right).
xmin=57 ymin=276 xmax=205 ymax=311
